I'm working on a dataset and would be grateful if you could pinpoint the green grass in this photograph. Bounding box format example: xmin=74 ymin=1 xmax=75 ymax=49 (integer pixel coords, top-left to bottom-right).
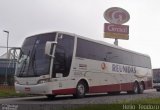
xmin=73 ymin=98 xmax=160 ymax=110
xmin=121 ymin=97 xmax=160 ymax=104
xmin=0 ymin=86 xmax=27 ymax=98
xmin=73 ymin=104 xmax=122 ymax=110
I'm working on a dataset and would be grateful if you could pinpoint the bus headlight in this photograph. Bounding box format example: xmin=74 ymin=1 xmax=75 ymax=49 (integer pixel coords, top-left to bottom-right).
xmin=37 ymin=78 xmax=50 ymax=84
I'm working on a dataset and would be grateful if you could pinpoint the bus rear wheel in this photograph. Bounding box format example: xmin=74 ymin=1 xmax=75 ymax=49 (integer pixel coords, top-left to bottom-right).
xmin=127 ymin=82 xmax=139 ymax=94
xmin=133 ymin=82 xmax=139 ymax=94
xmin=73 ymin=81 xmax=86 ymax=98
xmin=139 ymin=82 xmax=144 ymax=94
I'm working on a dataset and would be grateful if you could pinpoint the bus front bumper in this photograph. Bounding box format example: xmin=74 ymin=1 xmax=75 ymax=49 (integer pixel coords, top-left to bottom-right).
xmin=15 ymin=83 xmax=51 ymax=95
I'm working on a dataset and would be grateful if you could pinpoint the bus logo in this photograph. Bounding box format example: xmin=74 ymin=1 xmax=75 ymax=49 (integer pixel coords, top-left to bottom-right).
xmin=101 ymin=62 xmax=107 ymax=70
xmin=104 ymin=7 xmax=130 ymax=24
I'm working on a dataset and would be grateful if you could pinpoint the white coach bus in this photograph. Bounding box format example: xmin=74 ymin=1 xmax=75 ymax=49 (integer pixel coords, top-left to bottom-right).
xmin=15 ymin=31 xmax=152 ymax=99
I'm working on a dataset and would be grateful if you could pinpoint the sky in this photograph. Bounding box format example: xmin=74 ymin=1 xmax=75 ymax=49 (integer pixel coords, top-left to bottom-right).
xmin=0 ymin=0 xmax=160 ymax=68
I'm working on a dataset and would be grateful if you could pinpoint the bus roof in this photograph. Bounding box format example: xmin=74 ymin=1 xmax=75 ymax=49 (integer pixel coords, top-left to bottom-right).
xmin=27 ymin=31 xmax=150 ymax=58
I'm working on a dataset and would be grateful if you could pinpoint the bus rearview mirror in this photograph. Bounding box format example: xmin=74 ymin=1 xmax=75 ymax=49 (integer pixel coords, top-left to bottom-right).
xmin=45 ymin=41 xmax=57 ymax=57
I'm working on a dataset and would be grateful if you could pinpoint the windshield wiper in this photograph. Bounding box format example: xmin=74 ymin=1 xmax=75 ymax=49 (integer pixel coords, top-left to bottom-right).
xmin=26 ymin=40 xmax=39 ymax=77
xmin=18 ymin=50 xmax=30 ymax=77
xmin=31 ymin=49 xmax=38 ymax=76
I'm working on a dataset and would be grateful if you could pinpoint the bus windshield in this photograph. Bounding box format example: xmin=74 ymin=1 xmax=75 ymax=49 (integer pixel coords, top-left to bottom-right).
xmin=16 ymin=33 xmax=56 ymax=77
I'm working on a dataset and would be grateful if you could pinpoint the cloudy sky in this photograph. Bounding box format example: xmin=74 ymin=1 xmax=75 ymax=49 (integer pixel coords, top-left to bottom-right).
xmin=0 ymin=0 xmax=160 ymax=68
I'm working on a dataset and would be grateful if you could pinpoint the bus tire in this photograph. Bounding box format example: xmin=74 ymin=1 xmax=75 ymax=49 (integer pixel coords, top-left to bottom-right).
xmin=74 ymin=81 xmax=86 ymax=98
xmin=139 ymin=82 xmax=144 ymax=94
xmin=133 ymin=82 xmax=139 ymax=94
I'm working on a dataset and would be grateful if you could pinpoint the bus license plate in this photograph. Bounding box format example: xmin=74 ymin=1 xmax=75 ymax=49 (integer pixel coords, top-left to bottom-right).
xmin=25 ymin=87 xmax=31 ymax=92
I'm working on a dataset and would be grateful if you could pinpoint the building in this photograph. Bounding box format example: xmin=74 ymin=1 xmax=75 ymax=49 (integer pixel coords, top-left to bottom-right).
xmin=0 ymin=59 xmax=16 ymax=85
xmin=0 ymin=48 xmax=19 ymax=85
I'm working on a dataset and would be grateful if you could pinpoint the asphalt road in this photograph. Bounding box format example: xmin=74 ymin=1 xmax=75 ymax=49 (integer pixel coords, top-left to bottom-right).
xmin=0 ymin=89 xmax=159 ymax=110
xmin=0 ymin=89 xmax=159 ymax=104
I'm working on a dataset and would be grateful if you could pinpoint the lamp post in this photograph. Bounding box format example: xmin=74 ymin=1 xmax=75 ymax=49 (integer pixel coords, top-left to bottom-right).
xmin=3 ymin=30 xmax=9 ymax=58
xmin=3 ymin=30 xmax=9 ymax=85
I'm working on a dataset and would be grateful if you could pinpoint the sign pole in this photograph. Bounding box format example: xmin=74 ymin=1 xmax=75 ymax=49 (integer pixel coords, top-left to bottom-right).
xmin=114 ymin=38 xmax=118 ymax=46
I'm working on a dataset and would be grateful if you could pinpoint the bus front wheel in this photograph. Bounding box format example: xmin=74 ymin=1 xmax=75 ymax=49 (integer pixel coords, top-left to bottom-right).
xmin=73 ymin=81 xmax=86 ymax=98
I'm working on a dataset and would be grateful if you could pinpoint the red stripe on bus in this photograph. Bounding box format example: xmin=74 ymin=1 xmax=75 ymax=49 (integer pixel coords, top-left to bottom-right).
xmin=52 ymin=80 xmax=152 ymax=95
xmin=89 ymin=82 xmax=133 ymax=93
xmin=52 ymin=88 xmax=76 ymax=95
xmin=89 ymin=80 xmax=152 ymax=93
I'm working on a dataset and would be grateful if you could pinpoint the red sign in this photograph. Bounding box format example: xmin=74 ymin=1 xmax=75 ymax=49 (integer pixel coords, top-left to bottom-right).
xmin=104 ymin=23 xmax=129 ymax=40
xmin=104 ymin=23 xmax=129 ymax=34
xmin=104 ymin=7 xmax=130 ymax=24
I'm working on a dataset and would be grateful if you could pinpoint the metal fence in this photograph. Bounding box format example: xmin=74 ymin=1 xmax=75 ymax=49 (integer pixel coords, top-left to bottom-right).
xmin=0 ymin=59 xmax=16 ymax=85
xmin=0 ymin=47 xmax=20 ymax=86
